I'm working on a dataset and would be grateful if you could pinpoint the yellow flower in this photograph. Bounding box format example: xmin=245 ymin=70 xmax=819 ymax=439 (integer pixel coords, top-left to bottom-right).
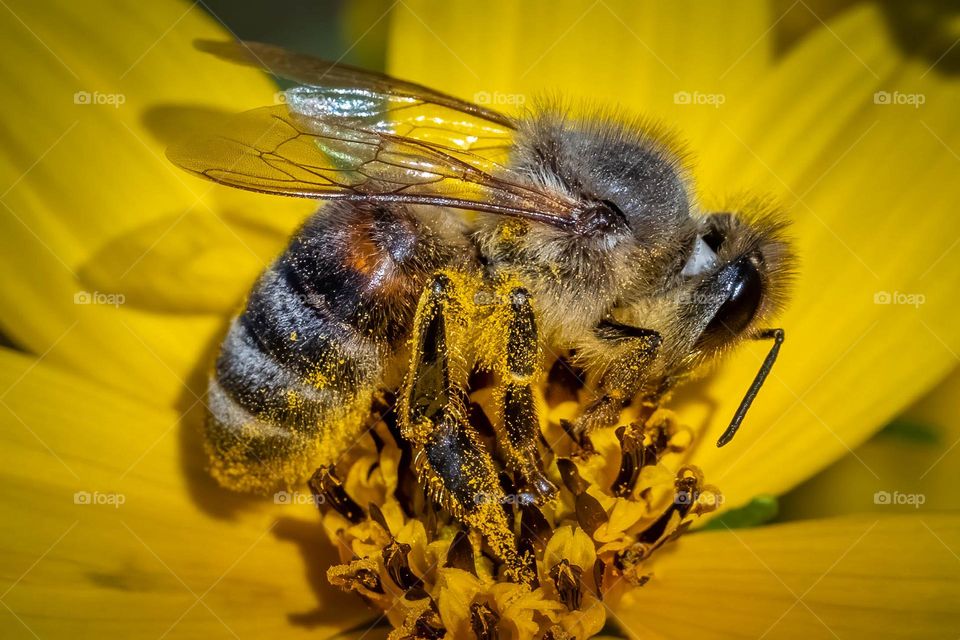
xmin=1 ymin=1 xmax=959 ymax=639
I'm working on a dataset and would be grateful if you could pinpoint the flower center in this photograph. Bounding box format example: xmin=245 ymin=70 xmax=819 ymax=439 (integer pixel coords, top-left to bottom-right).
xmin=311 ymin=373 xmax=721 ymax=639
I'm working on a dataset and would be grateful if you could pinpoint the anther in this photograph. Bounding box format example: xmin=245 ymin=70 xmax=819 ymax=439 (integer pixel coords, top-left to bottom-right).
xmin=556 ymin=457 xmax=589 ymax=496
xmin=356 ymin=568 xmax=383 ymax=594
xmin=550 ymin=559 xmax=584 ymax=610
xmin=575 ymin=491 xmax=608 ymax=537
xmin=518 ymin=503 xmax=551 ymax=555
xmin=327 ymin=558 xmax=385 ymax=597
xmin=470 ymin=602 xmax=500 ymax=640
xmin=445 ymin=528 xmax=477 ymax=576
xmin=382 ymin=540 xmax=429 ymax=600
xmin=413 ymin=601 xmax=445 ymax=639
xmin=593 ymin=557 xmax=606 ymax=599
xmin=611 ymin=423 xmax=644 ymax=497
xmin=309 ymin=466 xmax=364 ymax=523
xmin=368 ymin=502 xmax=391 ymax=534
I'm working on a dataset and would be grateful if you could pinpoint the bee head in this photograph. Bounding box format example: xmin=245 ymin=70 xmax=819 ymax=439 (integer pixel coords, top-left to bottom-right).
xmin=675 ymin=202 xmax=795 ymax=362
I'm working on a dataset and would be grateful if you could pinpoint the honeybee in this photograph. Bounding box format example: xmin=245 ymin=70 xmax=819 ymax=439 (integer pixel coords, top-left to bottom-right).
xmin=169 ymin=41 xmax=794 ymax=573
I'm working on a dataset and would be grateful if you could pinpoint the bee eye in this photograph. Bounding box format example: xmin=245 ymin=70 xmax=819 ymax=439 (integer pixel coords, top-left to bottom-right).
xmin=702 ymin=256 xmax=762 ymax=341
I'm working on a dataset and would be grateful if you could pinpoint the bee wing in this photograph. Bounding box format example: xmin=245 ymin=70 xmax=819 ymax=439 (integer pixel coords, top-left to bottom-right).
xmin=195 ymin=40 xmax=515 ymax=130
xmin=167 ymin=104 xmax=583 ymax=228
xmin=169 ymin=41 xmax=584 ymax=227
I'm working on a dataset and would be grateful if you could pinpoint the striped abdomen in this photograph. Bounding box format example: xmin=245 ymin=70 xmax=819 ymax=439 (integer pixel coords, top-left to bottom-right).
xmin=205 ymin=203 xmax=462 ymax=492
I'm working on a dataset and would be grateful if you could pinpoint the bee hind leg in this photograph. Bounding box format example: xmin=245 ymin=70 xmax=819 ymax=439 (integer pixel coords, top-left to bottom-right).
xmin=402 ymin=274 xmax=531 ymax=583
xmin=495 ymin=287 xmax=557 ymax=504
xmin=575 ymin=323 xmax=662 ymax=433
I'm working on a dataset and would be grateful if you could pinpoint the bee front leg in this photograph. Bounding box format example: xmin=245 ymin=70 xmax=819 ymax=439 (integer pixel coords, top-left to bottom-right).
xmin=402 ymin=274 xmax=530 ymax=582
xmin=575 ymin=323 xmax=662 ymax=433
xmin=495 ymin=287 xmax=557 ymax=504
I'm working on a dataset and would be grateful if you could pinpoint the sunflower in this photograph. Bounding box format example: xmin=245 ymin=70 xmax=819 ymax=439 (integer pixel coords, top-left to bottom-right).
xmin=1 ymin=1 xmax=959 ymax=638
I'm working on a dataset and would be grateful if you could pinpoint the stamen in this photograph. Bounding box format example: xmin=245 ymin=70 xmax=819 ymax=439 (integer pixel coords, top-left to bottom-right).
xmin=444 ymin=528 xmax=477 ymax=576
xmin=470 ymin=602 xmax=500 ymax=640
xmin=556 ymin=457 xmax=588 ymax=495
xmin=412 ymin=601 xmax=445 ymax=639
xmin=326 ymin=558 xmax=385 ymax=598
xmin=550 ymin=560 xmax=584 ymax=610
xmin=518 ymin=503 xmax=551 ymax=555
xmin=611 ymin=423 xmax=644 ymax=497
xmin=382 ymin=540 xmax=429 ymax=600
xmin=309 ymin=466 xmax=364 ymax=523
xmin=593 ymin=557 xmax=605 ymax=599
xmin=367 ymin=501 xmax=391 ymax=534
xmin=575 ymin=491 xmax=608 ymax=536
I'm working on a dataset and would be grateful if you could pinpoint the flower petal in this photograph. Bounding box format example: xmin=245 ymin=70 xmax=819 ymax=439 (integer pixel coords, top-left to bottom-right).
xmin=617 ymin=514 xmax=960 ymax=639
xmin=674 ymin=4 xmax=960 ymax=508
xmin=387 ymin=0 xmax=775 ymax=148
xmin=779 ymin=365 xmax=960 ymax=519
xmin=0 ymin=349 xmax=368 ymax=638
xmin=0 ymin=0 xmax=313 ymax=407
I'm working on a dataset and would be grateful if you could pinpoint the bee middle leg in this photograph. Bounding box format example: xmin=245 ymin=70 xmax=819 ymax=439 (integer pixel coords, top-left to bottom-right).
xmin=575 ymin=323 xmax=662 ymax=433
xmin=494 ymin=287 xmax=557 ymax=503
xmin=402 ymin=273 xmax=530 ymax=582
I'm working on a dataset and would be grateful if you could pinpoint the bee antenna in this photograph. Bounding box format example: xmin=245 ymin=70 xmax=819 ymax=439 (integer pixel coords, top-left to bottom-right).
xmin=716 ymin=328 xmax=785 ymax=447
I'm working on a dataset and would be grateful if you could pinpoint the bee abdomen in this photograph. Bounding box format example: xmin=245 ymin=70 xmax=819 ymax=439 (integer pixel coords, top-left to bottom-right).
xmin=206 ymin=327 xmax=379 ymax=493
xmin=205 ymin=203 xmax=461 ymax=492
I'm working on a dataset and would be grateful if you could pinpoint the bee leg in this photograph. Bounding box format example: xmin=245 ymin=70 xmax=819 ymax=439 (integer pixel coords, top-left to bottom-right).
xmin=576 ymin=324 xmax=662 ymax=433
xmin=403 ymin=274 xmax=531 ymax=583
xmin=496 ymin=287 xmax=557 ymax=504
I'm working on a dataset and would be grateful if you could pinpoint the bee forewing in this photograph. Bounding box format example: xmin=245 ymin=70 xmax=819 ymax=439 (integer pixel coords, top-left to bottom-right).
xmin=283 ymin=85 xmax=514 ymax=158
xmin=167 ymin=105 xmax=583 ymax=227
xmin=194 ymin=39 xmax=515 ymax=129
